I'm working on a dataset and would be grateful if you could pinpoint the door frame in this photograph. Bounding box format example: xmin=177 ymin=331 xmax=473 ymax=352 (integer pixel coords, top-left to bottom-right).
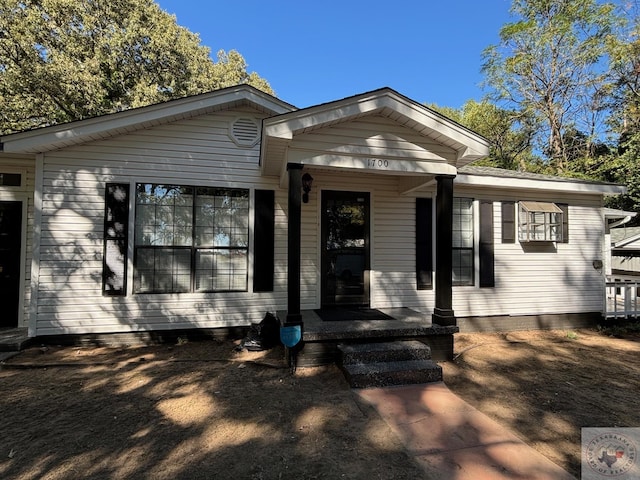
xmin=0 ymin=194 xmax=28 ymax=329
xmin=320 ymin=189 xmax=371 ymax=308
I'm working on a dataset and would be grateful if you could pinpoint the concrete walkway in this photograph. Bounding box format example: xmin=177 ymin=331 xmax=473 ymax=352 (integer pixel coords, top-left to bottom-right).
xmin=356 ymin=382 xmax=576 ymax=480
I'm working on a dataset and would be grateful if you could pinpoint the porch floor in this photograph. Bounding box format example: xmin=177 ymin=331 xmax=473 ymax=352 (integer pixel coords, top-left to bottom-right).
xmin=295 ymin=307 xmax=458 ymax=341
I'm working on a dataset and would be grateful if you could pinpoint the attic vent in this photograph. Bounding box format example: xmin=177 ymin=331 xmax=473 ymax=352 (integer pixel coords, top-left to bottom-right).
xmin=230 ymin=117 xmax=260 ymax=147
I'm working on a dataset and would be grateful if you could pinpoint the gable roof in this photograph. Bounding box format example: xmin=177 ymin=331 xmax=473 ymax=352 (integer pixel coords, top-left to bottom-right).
xmin=260 ymin=88 xmax=490 ymax=178
xmin=0 ymin=85 xmax=295 ymax=154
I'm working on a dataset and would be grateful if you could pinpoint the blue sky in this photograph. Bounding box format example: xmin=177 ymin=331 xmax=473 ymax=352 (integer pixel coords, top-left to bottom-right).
xmin=156 ymin=1 xmax=514 ymax=109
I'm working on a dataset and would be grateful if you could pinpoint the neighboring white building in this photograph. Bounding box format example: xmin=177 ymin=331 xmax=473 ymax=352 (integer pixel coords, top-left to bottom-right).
xmin=0 ymin=86 xmax=626 ymax=346
xmin=609 ymin=226 xmax=640 ymax=279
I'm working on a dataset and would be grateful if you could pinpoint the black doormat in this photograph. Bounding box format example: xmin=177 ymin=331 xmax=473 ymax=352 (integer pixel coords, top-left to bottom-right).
xmin=314 ymin=308 xmax=394 ymax=322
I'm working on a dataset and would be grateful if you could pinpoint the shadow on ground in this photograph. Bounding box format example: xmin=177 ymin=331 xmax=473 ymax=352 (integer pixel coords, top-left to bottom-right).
xmin=0 ymin=340 xmax=426 ymax=480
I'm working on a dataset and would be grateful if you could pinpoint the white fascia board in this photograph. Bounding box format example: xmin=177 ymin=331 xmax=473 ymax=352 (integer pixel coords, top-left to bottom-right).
xmin=604 ymin=207 xmax=637 ymax=219
xmin=2 ymin=87 xmax=293 ymax=153
xmin=263 ymin=95 xmax=390 ymax=139
xmin=608 ymin=216 xmax=635 ymax=229
xmin=615 ymin=234 xmax=640 ymax=248
xmin=379 ymin=96 xmax=490 ymax=159
xmin=455 ymin=172 xmax=627 ymax=195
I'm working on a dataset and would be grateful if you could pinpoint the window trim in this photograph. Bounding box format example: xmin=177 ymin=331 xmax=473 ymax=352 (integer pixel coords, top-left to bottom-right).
xmin=518 ymin=201 xmax=563 ymax=243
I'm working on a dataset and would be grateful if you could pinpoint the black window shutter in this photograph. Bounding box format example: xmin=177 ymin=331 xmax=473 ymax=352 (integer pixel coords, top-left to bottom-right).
xmin=416 ymin=198 xmax=433 ymax=290
xmin=479 ymin=200 xmax=495 ymax=288
xmin=558 ymin=203 xmax=569 ymax=243
xmin=556 ymin=203 xmax=569 ymax=243
xmin=103 ymin=183 xmax=129 ymax=296
xmin=253 ymin=190 xmax=275 ymax=292
xmin=501 ymin=201 xmax=515 ymax=243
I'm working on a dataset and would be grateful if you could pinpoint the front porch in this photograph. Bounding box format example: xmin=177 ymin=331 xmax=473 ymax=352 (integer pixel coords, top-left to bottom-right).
xmin=261 ymin=89 xmax=492 ymax=350
xmin=279 ymin=307 xmax=458 ymax=367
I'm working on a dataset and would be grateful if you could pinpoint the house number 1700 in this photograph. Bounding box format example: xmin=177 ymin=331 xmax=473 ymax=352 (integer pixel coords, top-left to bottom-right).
xmin=367 ymin=159 xmax=389 ymax=168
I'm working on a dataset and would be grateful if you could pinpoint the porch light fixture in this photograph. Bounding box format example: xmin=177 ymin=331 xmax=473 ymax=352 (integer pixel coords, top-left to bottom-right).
xmin=302 ymin=172 xmax=313 ymax=203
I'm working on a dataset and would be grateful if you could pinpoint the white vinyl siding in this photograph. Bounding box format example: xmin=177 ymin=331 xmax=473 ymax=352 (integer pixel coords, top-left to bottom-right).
xmin=371 ymin=185 xmax=605 ymax=320
xmin=451 ymin=188 xmax=604 ymax=318
xmin=289 ymin=116 xmax=458 ymax=164
xmin=368 ymin=177 xmax=430 ymax=309
xmin=33 ymin=108 xmax=287 ymax=335
xmin=293 ymin=171 xmax=606 ymax=320
xmin=30 ymin=105 xmax=608 ymax=336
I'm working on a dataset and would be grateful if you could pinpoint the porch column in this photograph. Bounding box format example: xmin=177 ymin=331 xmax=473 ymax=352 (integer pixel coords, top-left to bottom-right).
xmin=286 ymin=163 xmax=303 ymax=325
xmin=432 ymin=174 xmax=456 ymax=326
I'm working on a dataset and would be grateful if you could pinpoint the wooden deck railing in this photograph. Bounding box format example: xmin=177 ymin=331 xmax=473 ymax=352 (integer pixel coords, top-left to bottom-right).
xmin=605 ymin=280 xmax=640 ymax=319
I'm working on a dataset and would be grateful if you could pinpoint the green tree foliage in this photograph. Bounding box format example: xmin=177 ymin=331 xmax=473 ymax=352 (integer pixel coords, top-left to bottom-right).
xmin=608 ymin=10 xmax=640 ymax=150
xmin=429 ymin=100 xmax=535 ymax=170
xmin=482 ymin=0 xmax=619 ymax=173
xmin=609 ymin=4 xmax=640 ymax=119
xmin=589 ymin=5 xmax=640 ymax=218
xmin=0 ymin=0 xmax=273 ymax=133
xmin=607 ymin=133 xmax=640 ymax=214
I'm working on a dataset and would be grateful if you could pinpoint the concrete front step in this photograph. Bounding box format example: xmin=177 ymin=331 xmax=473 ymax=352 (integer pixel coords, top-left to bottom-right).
xmin=338 ymin=341 xmax=442 ymax=388
xmin=0 ymin=329 xmax=30 ymax=352
xmin=341 ymin=359 xmax=443 ymax=388
xmin=340 ymin=340 xmax=433 ymax=365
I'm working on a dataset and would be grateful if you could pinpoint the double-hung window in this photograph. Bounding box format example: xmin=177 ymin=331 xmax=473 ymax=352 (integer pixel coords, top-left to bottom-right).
xmin=134 ymin=184 xmax=249 ymax=293
xmin=452 ymin=197 xmax=474 ymax=286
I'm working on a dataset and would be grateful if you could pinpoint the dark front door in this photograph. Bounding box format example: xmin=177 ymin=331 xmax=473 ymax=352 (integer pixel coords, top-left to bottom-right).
xmin=321 ymin=191 xmax=370 ymax=307
xmin=0 ymin=202 xmax=22 ymax=328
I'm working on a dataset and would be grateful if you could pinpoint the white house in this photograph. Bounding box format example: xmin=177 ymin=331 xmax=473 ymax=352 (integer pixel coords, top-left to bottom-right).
xmin=0 ymin=85 xmax=626 ymax=360
xmin=609 ymin=226 xmax=640 ymax=279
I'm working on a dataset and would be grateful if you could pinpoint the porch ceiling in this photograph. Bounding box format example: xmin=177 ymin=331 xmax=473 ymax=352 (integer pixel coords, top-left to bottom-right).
xmin=260 ymin=88 xmax=490 ymax=185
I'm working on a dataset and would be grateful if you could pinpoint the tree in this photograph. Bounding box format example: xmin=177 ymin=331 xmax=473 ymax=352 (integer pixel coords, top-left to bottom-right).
xmin=608 ymin=7 xmax=640 ymax=146
xmin=429 ymin=100 xmax=535 ymax=170
xmin=0 ymin=0 xmax=273 ymax=133
xmin=588 ymin=3 xmax=640 ymax=218
xmin=482 ymin=0 xmax=620 ymax=173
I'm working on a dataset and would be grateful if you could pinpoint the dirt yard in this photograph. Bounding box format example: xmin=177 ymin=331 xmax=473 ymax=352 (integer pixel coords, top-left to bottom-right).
xmin=442 ymin=328 xmax=640 ymax=478
xmin=1 ymin=328 xmax=639 ymax=479
xmin=0 ymin=339 xmax=425 ymax=480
